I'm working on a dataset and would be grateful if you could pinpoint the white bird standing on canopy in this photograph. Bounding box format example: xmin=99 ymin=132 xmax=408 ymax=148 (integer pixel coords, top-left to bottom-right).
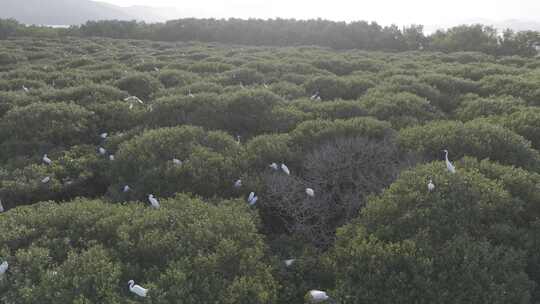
xmin=443 ymin=149 xmax=456 ymax=174
xmin=0 ymin=261 xmax=8 ymax=278
xmin=42 ymin=154 xmax=52 ymax=165
xmin=188 ymin=89 xmax=194 ymax=98
xmin=234 ymin=179 xmax=242 ymax=188
xmin=22 ymin=85 xmax=29 ymax=93
xmin=235 ymin=135 xmax=241 ymax=145
xmin=428 ymin=179 xmax=435 ymax=192
xmin=41 ymin=176 xmax=51 ymax=184
xmin=98 ymin=147 xmax=107 ymax=155
xmin=269 ymin=163 xmax=278 ymax=170
xmin=247 ymin=192 xmax=258 ymax=206
xmin=284 ymin=259 xmax=296 ymax=267
xmin=100 ymin=132 xmax=108 ymax=139
xmin=128 ymin=280 xmax=148 ymax=297
xmin=307 ymin=290 xmax=330 ymax=303
xmin=109 ymin=155 xmax=115 ymax=161
xmin=123 ymin=185 xmax=131 ymax=193
xmin=0 ymin=200 xmax=4 ymax=213
xmin=310 ymin=91 xmax=321 ymax=101
xmin=172 ymin=158 xmax=182 ymax=165
xmin=306 ymin=188 xmax=315 ymax=197
xmin=281 ymin=163 xmax=290 ymax=175
xmin=148 ymin=194 xmax=160 ymax=209
xmin=124 ymin=96 xmax=144 ymax=104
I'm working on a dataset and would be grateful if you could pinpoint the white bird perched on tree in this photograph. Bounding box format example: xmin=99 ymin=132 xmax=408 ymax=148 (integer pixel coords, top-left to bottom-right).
xmin=428 ymin=179 xmax=435 ymax=192
xmin=172 ymin=158 xmax=182 ymax=165
xmin=100 ymin=132 xmax=108 ymax=139
xmin=263 ymin=83 xmax=269 ymax=89
xmin=22 ymin=85 xmax=29 ymax=93
xmin=124 ymin=96 xmax=144 ymax=104
xmin=0 ymin=200 xmax=4 ymax=213
xmin=443 ymin=149 xmax=456 ymax=174
xmin=281 ymin=163 xmax=290 ymax=175
xmin=109 ymin=155 xmax=115 ymax=161
xmin=41 ymin=176 xmax=51 ymax=184
xmin=42 ymin=154 xmax=52 ymax=165
xmin=234 ymin=179 xmax=242 ymax=188
xmin=0 ymin=261 xmax=8 ymax=277
xmin=306 ymin=188 xmax=315 ymax=197
xmin=247 ymin=192 xmax=258 ymax=206
xmin=154 ymin=67 xmax=160 ymax=72
xmin=269 ymin=163 xmax=279 ymax=170
xmin=310 ymin=91 xmax=321 ymax=101
xmin=123 ymin=185 xmax=131 ymax=193
xmin=284 ymin=259 xmax=296 ymax=267
xmin=188 ymin=89 xmax=194 ymax=98
xmin=148 ymin=194 xmax=160 ymax=209
xmin=235 ymin=135 xmax=241 ymax=145
xmin=128 ymin=280 xmax=148 ymax=297
xmin=307 ymin=290 xmax=330 ymax=303
xmin=98 ymin=147 xmax=107 ymax=155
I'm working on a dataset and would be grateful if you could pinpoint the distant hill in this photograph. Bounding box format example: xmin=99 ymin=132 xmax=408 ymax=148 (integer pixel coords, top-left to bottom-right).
xmin=0 ymin=0 xmax=180 ymax=25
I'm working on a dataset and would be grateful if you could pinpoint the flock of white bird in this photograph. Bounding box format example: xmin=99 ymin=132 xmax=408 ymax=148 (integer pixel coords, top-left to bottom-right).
xmin=0 ymin=117 xmax=458 ymax=301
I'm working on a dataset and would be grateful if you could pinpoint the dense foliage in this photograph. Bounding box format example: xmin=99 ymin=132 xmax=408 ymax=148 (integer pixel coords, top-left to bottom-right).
xmin=1 ymin=35 xmax=540 ymax=303
xmin=1 ymin=18 xmax=540 ymax=56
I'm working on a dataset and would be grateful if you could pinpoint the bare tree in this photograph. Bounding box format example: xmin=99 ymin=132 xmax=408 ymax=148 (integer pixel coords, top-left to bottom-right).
xmin=261 ymin=136 xmax=418 ymax=248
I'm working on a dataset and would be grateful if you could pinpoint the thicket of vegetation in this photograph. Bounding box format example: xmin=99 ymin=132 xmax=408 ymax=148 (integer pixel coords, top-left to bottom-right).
xmin=1 ymin=18 xmax=540 ymax=56
xmin=1 ymin=34 xmax=540 ymax=303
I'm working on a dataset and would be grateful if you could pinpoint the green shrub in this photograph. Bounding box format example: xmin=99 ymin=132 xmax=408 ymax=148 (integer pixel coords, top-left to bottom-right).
xmin=110 ymin=125 xmax=242 ymax=199
xmin=157 ymin=69 xmax=198 ymax=88
xmin=398 ymin=120 xmax=540 ymax=171
xmin=40 ymin=84 xmax=127 ymax=105
xmin=454 ymin=95 xmax=525 ymax=121
xmin=0 ymin=102 xmax=97 ymax=159
xmin=290 ymin=117 xmax=393 ymax=153
xmin=360 ymin=91 xmax=443 ymax=128
xmin=480 ymin=75 xmax=540 ymax=105
xmin=481 ymin=108 xmax=540 ymax=150
xmin=116 ymin=73 xmax=162 ymax=99
xmin=0 ymin=195 xmax=278 ymax=304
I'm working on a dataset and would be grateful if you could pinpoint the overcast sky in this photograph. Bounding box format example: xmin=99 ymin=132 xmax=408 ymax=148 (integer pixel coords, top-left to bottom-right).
xmin=100 ymin=0 xmax=540 ymax=29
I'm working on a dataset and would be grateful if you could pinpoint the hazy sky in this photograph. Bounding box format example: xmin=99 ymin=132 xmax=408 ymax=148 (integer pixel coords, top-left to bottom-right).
xmin=100 ymin=0 xmax=540 ymax=28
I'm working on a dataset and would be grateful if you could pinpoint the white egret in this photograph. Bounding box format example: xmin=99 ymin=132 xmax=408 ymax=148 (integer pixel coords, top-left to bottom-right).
xmin=123 ymin=185 xmax=131 ymax=193
xmin=443 ymin=149 xmax=456 ymax=174
xmin=124 ymin=96 xmax=144 ymax=104
xmin=235 ymin=135 xmax=241 ymax=145
xmin=247 ymin=192 xmax=258 ymax=206
xmin=284 ymin=259 xmax=296 ymax=267
xmin=239 ymin=82 xmax=244 ymax=88
xmin=109 ymin=155 xmax=115 ymax=161
xmin=188 ymin=89 xmax=194 ymax=98
xmin=263 ymin=83 xmax=269 ymax=89
xmin=307 ymin=290 xmax=330 ymax=303
xmin=154 ymin=67 xmax=160 ymax=72
xmin=172 ymin=158 xmax=182 ymax=165
xmin=98 ymin=147 xmax=107 ymax=155
xmin=310 ymin=91 xmax=320 ymax=101
xmin=128 ymin=280 xmax=148 ymax=297
xmin=41 ymin=176 xmax=51 ymax=184
xmin=428 ymin=179 xmax=435 ymax=192
xmin=100 ymin=132 xmax=108 ymax=139
xmin=22 ymin=85 xmax=29 ymax=93
xmin=129 ymin=103 xmax=134 ymax=110
xmin=269 ymin=163 xmax=279 ymax=170
xmin=234 ymin=179 xmax=242 ymax=188
xmin=281 ymin=163 xmax=290 ymax=175
xmin=148 ymin=194 xmax=160 ymax=209
xmin=0 ymin=200 xmax=4 ymax=213
xmin=306 ymin=188 xmax=315 ymax=197
xmin=0 ymin=261 xmax=8 ymax=277
xmin=42 ymin=154 xmax=52 ymax=165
